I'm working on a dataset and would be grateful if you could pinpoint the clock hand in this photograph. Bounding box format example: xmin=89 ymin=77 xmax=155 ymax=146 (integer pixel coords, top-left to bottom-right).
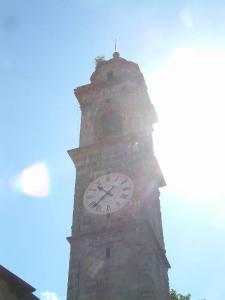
xmin=97 ymin=185 xmax=113 ymax=196
xmin=105 ymin=186 xmax=114 ymax=196
xmin=94 ymin=193 xmax=108 ymax=206
xmin=95 ymin=186 xmax=114 ymax=205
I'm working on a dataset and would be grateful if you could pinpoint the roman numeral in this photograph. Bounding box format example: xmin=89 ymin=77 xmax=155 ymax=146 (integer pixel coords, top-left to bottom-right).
xmin=123 ymin=186 xmax=131 ymax=191
xmin=106 ymin=205 xmax=111 ymax=212
xmin=105 ymin=176 xmax=110 ymax=182
xmin=88 ymin=201 xmax=98 ymax=208
xmin=121 ymin=194 xmax=128 ymax=199
xmin=114 ymin=176 xmax=119 ymax=181
xmin=121 ymin=180 xmax=127 ymax=185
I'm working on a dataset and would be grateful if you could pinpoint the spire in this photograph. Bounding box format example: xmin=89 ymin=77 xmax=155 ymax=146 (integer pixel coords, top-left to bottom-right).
xmin=113 ymin=38 xmax=120 ymax=58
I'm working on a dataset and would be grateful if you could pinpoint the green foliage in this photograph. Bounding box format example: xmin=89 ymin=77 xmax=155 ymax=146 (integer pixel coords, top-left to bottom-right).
xmin=170 ymin=289 xmax=191 ymax=300
xmin=95 ymin=55 xmax=105 ymax=65
xmin=170 ymin=289 xmax=206 ymax=300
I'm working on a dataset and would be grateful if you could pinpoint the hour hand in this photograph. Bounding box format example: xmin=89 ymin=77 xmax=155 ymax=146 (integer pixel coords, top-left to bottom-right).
xmin=97 ymin=185 xmax=113 ymax=196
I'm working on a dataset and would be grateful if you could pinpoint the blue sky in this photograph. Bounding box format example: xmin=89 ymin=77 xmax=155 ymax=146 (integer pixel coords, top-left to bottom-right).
xmin=1 ymin=1 xmax=225 ymax=300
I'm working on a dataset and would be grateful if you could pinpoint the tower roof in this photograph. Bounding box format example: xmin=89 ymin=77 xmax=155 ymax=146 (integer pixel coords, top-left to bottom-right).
xmin=90 ymin=53 xmax=140 ymax=83
xmin=0 ymin=265 xmax=39 ymax=299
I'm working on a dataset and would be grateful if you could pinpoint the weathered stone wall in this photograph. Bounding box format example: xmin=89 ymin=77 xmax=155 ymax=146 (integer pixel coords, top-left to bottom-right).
xmin=67 ymin=221 xmax=169 ymax=300
xmin=79 ymin=87 xmax=155 ymax=147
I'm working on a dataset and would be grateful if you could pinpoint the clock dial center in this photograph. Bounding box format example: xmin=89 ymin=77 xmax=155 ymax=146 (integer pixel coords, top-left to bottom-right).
xmin=83 ymin=173 xmax=133 ymax=215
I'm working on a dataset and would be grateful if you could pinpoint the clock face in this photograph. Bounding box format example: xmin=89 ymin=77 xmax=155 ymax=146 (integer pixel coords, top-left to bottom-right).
xmin=83 ymin=173 xmax=133 ymax=215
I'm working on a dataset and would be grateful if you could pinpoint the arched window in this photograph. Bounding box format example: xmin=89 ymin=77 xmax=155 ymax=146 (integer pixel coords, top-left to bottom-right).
xmin=100 ymin=111 xmax=122 ymax=134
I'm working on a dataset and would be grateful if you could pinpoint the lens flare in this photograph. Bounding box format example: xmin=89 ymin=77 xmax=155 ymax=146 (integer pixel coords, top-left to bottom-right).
xmin=147 ymin=48 xmax=225 ymax=202
xmin=13 ymin=163 xmax=50 ymax=197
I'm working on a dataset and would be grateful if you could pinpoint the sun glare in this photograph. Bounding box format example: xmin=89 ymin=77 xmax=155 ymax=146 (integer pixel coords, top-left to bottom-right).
xmin=147 ymin=48 xmax=225 ymax=202
xmin=13 ymin=163 xmax=50 ymax=198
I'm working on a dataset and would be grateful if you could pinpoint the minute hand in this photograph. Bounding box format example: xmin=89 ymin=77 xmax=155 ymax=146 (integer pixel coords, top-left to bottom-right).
xmin=97 ymin=185 xmax=113 ymax=196
xmin=96 ymin=186 xmax=114 ymax=205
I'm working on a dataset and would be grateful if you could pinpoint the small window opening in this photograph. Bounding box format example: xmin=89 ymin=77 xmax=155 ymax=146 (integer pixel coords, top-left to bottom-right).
xmin=106 ymin=247 xmax=110 ymax=258
xmin=107 ymin=71 xmax=114 ymax=80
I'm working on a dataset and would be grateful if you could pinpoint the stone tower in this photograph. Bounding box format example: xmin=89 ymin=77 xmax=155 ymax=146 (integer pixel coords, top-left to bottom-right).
xmin=67 ymin=52 xmax=170 ymax=300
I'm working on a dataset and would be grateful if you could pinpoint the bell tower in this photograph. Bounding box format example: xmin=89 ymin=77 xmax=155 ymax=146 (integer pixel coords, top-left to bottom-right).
xmin=66 ymin=52 xmax=170 ymax=300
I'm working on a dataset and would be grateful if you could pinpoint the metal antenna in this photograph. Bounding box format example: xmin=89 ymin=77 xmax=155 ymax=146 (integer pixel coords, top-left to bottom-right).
xmin=114 ymin=38 xmax=117 ymax=52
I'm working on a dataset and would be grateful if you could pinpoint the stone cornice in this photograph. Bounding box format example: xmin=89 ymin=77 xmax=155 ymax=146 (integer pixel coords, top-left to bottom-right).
xmin=74 ymin=77 xmax=145 ymax=108
xmin=68 ymin=131 xmax=153 ymax=164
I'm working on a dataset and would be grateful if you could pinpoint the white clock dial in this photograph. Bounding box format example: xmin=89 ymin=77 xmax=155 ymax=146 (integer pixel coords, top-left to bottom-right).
xmin=83 ymin=173 xmax=133 ymax=215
